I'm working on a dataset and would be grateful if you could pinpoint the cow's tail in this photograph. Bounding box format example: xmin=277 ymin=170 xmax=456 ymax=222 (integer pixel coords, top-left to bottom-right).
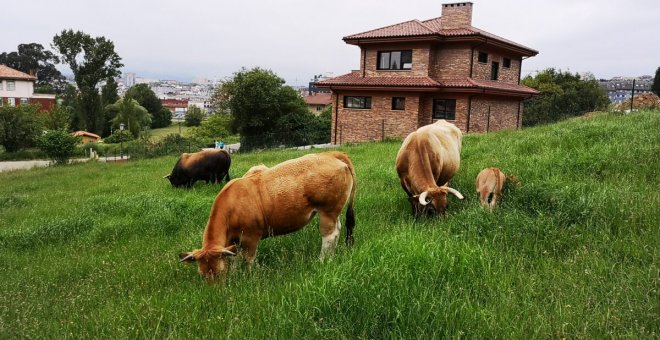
xmin=333 ymin=152 xmax=357 ymax=247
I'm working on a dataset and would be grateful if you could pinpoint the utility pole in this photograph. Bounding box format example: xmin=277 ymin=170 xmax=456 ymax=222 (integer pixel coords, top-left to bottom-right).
xmin=630 ymin=79 xmax=636 ymax=112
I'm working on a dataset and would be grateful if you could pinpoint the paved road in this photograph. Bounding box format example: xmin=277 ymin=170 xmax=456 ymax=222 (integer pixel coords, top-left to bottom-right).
xmin=0 ymin=158 xmax=100 ymax=173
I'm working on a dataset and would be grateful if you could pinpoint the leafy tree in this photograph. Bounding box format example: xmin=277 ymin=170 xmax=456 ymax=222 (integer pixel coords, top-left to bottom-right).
xmin=38 ymin=130 xmax=79 ymax=164
xmin=125 ymin=84 xmax=171 ymax=128
xmin=52 ymin=30 xmax=123 ymax=135
xmin=652 ymin=67 xmax=660 ymax=97
xmin=185 ymin=105 xmax=205 ymax=127
xmin=43 ymin=104 xmax=73 ymax=131
xmin=101 ymin=78 xmax=119 ymax=136
xmin=105 ymin=98 xmax=151 ymax=137
xmin=521 ymin=68 xmax=609 ymax=126
xmin=0 ymin=43 xmax=66 ymax=93
xmin=0 ymin=104 xmax=44 ymax=152
xmin=187 ymin=113 xmax=232 ymax=142
xmin=215 ymin=67 xmax=315 ymax=150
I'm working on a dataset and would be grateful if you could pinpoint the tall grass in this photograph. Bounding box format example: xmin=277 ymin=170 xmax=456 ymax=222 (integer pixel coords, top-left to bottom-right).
xmin=0 ymin=110 xmax=658 ymax=338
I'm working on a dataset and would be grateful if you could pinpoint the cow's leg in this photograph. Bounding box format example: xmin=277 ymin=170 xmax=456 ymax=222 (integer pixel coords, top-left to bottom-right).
xmin=319 ymin=212 xmax=341 ymax=261
xmin=479 ymin=189 xmax=489 ymax=209
xmin=240 ymin=237 xmax=260 ymax=269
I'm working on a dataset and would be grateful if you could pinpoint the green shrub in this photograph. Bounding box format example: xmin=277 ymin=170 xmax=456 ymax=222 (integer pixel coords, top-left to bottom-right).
xmin=38 ymin=130 xmax=79 ymax=164
xmin=184 ymin=106 xmax=205 ymax=127
xmin=103 ymin=130 xmax=133 ymax=144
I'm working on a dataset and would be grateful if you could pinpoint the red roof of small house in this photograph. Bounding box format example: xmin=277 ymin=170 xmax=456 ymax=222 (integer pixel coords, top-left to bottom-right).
xmin=72 ymin=131 xmax=101 ymax=139
xmin=343 ymin=17 xmax=538 ymax=56
xmin=317 ymin=74 xmax=538 ymax=95
xmin=303 ymin=93 xmax=332 ymax=105
xmin=0 ymin=64 xmax=37 ymax=81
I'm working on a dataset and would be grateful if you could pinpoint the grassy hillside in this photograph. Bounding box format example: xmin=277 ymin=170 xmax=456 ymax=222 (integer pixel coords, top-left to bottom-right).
xmin=0 ymin=111 xmax=658 ymax=338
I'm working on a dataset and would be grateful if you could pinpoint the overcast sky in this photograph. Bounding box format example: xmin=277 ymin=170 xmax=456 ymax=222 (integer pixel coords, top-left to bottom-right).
xmin=4 ymin=0 xmax=657 ymax=85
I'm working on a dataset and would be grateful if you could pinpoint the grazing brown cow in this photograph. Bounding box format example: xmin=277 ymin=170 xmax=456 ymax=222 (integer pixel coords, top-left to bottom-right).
xmin=179 ymin=151 xmax=357 ymax=282
xmin=396 ymin=120 xmax=464 ymax=217
xmin=475 ymin=167 xmax=517 ymax=212
xmin=164 ymin=149 xmax=231 ymax=188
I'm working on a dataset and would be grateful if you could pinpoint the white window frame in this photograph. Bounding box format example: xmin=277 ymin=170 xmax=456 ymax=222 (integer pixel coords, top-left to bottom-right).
xmin=20 ymin=98 xmax=29 ymax=104
xmin=7 ymin=81 xmax=15 ymax=91
xmin=8 ymin=98 xmax=16 ymax=106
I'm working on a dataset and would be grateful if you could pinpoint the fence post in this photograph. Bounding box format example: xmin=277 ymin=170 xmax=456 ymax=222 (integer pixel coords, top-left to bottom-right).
xmin=381 ymin=119 xmax=385 ymax=141
xmin=339 ymin=124 xmax=343 ymax=145
xmin=486 ymin=106 xmax=491 ymax=133
xmin=630 ymin=79 xmax=636 ymax=112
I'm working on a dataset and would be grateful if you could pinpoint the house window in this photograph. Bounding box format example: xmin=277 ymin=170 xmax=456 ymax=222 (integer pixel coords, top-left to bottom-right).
xmin=0 ymin=81 xmax=3 ymax=90
xmin=503 ymin=58 xmax=511 ymax=68
xmin=8 ymin=98 xmax=16 ymax=106
xmin=21 ymin=98 xmax=29 ymax=104
xmin=7 ymin=81 xmax=15 ymax=91
xmin=491 ymin=62 xmax=499 ymax=81
xmin=433 ymin=99 xmax=456 ymax=120
xmin=377 ymin=50 xmax=412 ymax=70
xmin=392 ymin=97 xmax=405 ymax=110
xmin=316 ymin=105 xmax=324 ymax=112
xmin=478 ymin=51 xmax=488 ymax=63
xmin=344 ymin=96 xmax=372 ymax=109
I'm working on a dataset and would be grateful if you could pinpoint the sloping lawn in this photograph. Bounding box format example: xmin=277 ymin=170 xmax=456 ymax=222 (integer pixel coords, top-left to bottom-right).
xmin=0 ymin=111 xmax=657 ymax=338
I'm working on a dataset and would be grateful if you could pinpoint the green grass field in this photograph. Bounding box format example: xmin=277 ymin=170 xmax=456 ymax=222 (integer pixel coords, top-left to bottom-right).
xmin=1 ymin=111 xmax=658 ymax=338
xmin=149 ymin=123 xmax=191 ymax=140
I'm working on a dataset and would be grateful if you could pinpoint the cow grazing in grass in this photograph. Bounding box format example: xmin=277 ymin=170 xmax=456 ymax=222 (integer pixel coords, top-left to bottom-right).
xmin=164 ymin=149 xmax=231 ymax=188
xmin=395 ymin=120 xmax=464 ymax=217
xmin=179 ymin=151 xmax=357 ymax=282
xmin=475 ymin=167 xmax=517 ymax=212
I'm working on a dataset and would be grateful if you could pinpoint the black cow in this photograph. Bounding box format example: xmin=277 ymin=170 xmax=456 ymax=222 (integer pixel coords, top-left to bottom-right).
xmin=164 ymin=149 xmax=231 ymax=188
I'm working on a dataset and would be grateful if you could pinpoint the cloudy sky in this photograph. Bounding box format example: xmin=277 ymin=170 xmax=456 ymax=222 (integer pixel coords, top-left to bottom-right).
xmin=4 ymin=0 xmax=657 ymax=85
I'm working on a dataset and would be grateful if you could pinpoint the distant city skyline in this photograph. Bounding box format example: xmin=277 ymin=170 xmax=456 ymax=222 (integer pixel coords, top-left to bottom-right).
xmin=5 ymin=0 xmax=658 ymax=86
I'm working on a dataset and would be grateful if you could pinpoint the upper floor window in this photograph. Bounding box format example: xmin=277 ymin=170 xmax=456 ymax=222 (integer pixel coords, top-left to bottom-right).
xmin=433 ymin=99 xmax=456 ymax=120
xmin=478 ymin=51 xmax=488 ymax=63
xmin=344 ymin=96 xmax=372 ymax=109
xmin=503 ymin=58 xmax=511 ymax=68
xmin=392 ymin=97 xmax=405 ymax=111
xmin=7 ymin=81 xmax=15 ymax=91
xmin=377 ymin=50 xmax=412 ymax=70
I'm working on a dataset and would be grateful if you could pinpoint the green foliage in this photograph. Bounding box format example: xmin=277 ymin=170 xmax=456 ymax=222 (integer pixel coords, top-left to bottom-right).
xmin=0 ymin=43 xmax=66 ymax=93
xmin=186 ymin=113 xmax=232 ymax=142
xmin=217 ymin=67 xmax=325 ymax=150
xmin=52 ymin=30 xmax=123 ymax=135
xmin=37 ymin=130 xmax=79 ymax=164
xmin=105 ymin=98 xmax=151 ymax=137
xmin=0 ymin=110 xmax=657 ymax=338
xmin=125 ymin=84 xmax=171 ymax=128
xmin=652 ymin=67 xmax=660 ymax=96
xmin=0 ymin=104 xmax=44 ymax=152
xmin=522 ymin=68 xmax=609 ymax=126
xmin=101 ymin=78 xmax=120 ymax=136
xmin=102 ymin=129 xmax=133 ymax=144
xmin=42 ymin=104 xmax=72 ymax=131
xmin=184 ymin=105 xmax=205 ymax=127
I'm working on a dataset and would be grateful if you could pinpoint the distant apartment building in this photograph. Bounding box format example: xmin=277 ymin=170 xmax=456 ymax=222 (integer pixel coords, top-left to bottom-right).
xmin=125 ymin=72 xmax=136 ymax=87
xmin=599 ymin=75 xmax=654 ymax=104
xmin=0 ymin=65 xmax=56 ymax=111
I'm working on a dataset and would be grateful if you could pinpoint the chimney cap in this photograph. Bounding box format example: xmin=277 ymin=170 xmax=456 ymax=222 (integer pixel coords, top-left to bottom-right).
xmin=442 ymin=2 xmax=473 ymax=7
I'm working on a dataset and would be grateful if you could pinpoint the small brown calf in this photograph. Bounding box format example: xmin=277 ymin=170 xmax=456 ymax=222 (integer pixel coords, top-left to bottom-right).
xmin=475 ymin=167 xmax=517 ymax=212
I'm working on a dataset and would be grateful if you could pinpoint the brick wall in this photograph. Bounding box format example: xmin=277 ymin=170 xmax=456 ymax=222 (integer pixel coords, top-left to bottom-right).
xmin=429 ymin=44 xmax=472 ymax=80
xmin=332 ymin=91 xmax=421 ymax=144
xmin=471 ymin=49 xmax=521 ymax=84
xmin=419 ymin=94 xmax=470 ymax=130
xmin=467 ymin=96 xmax=520 ymax=132
xmin=361 ymin=43 xmax=431 ymax=77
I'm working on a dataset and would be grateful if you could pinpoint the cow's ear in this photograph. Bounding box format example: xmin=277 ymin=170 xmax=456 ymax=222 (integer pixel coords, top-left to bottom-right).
xmin=221 ymin=245 xmax=237 ymax=257
xmin=179 ymin=252 xmax=196 ymax=263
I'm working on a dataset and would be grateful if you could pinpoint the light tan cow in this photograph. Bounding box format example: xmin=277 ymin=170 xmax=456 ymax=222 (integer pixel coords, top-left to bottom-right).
xmin=179 ymin=151 xmax=357 ymax=282
xmin=475 ymin=167 xmax=517 ymax=212
xmin=395 ymin=120 xmax=464 ymax=217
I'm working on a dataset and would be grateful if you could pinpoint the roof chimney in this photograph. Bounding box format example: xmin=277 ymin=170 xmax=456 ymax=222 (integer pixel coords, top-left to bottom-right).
xmin=441 ymin=2 xmax=473 ymax=29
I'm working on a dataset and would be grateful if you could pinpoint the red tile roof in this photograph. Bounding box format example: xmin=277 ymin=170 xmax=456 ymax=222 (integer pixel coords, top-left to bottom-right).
xmin=0 ymin=64 xmax=37 ymax=81
xmin=72 ymin=131 xmax=101 ymax=139
xmin=317 ymin=72 xmax=440 ymax=87
xmin=317 ymin=73 xmax=538 ymax=95
xmin=344 ymin=16 xmax=537 ymax=55
xmin=303 ymin=93 xmax=332 ymax=105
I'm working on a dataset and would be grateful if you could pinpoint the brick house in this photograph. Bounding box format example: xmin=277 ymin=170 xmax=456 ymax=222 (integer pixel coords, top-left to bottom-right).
xmin=316 ymin=2 xmax=538 ymax=144
xmin=0 ymin=64 xmax=56 ymax=111
xmin=302 ymin=93 xmax=332 ymax=115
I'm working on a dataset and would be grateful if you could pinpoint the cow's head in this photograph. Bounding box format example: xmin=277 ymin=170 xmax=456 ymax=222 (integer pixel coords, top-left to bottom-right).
xmin=179 ymin=245 xmax=237 ymax=282
xmin=414 ymin=186 xmax=464 ymax=216
xmin=164 ymin=173 xmax=186 ymax=188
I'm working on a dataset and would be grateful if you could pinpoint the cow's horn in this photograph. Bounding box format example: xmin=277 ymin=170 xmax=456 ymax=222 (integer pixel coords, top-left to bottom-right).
xmin=447 ymin=187 xmax=464 ymax=200
xmin=179 ymin=254 xmax=195 ymax=262
xmin=419 ymin=191 xmax=431 ymax=206
xmin=163 ymin=174 xmax=171 ymax=179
